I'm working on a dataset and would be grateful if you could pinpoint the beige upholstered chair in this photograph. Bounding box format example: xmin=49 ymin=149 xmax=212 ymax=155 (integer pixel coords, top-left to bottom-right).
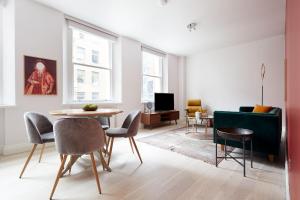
xmin=19 ymin=112 xmax=55 ymax=178
xmin=50 ymin=118 xmax=105 ymax=199
xmin=106 ymin=110 xmax=142 ymax=166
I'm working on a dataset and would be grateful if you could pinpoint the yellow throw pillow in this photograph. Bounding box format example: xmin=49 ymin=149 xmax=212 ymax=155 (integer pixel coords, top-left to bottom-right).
xmin=252 ymin=105 xmax=273 ymax=113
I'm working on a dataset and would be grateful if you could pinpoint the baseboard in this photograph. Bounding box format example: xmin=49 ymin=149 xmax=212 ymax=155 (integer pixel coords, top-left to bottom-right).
xmin=2 ymin=142 xmax=55 ymax=156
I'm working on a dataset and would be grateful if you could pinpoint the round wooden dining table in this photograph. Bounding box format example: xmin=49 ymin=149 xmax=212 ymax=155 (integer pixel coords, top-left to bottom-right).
xmin=49 ymin=108 xmax=123 ymax=175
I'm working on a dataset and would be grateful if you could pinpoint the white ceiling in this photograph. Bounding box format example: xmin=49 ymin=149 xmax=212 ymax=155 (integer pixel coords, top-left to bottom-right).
xmin=34 ymin=0 xmax=286 ymax=55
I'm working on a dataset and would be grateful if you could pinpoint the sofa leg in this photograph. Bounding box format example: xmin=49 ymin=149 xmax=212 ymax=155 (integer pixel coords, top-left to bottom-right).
xmin=220 ymin=144 xmax=225 ymax=151
xmin=268 ymin=154 xmax=274 ymax=162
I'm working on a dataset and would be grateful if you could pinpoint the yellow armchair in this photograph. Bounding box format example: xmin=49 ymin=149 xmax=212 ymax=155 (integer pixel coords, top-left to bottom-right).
xmin=185 ymin=99 xmax=207 ymax=117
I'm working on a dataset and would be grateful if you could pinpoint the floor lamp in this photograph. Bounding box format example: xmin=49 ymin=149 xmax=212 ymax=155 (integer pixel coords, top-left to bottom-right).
xmin=261 ymin=63 xmax=266 ymax=106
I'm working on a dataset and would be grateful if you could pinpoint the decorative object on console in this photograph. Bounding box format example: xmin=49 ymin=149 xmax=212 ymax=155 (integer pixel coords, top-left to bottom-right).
xmin=261 ymin=63 xmax=266 ymax=105
xmin=146 ymin=102 xmax=153 ymax=113
xmin=24 ymin=56 xmax=57 ymax=95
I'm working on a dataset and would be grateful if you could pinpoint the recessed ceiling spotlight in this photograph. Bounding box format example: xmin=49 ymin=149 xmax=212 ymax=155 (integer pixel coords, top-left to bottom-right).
xmin=158 ymin=0 xmax=168 ymax=7
xmin=187 ymin=23 xmax=197 ymax=32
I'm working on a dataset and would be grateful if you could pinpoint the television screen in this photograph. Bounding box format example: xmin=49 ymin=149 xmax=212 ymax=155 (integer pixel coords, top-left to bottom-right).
xmin=154 ymin=93 xmax=174 ymax=111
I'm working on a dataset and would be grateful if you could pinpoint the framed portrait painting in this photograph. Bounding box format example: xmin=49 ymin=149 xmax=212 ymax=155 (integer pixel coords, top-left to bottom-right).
xmin=24 ymin=56 xmax=57 ymax=95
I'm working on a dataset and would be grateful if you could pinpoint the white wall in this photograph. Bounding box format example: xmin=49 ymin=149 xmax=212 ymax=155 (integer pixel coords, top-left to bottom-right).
xmin=0 ymin=0 xmax=182 ymax=155
xmin=186 ymin=35 xmax=285 ymax=115
xmin=2 ymin=0 xmax=64 ymax=154
xmin=0 ymin=5 xmax=3 ymax=153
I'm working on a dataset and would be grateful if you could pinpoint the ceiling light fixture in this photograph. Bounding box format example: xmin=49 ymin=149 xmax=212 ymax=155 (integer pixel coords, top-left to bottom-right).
xmin=158 ymin=0 xmax=168 ymax=7
xmin=187 ymin=22 xmax=197 ymax=32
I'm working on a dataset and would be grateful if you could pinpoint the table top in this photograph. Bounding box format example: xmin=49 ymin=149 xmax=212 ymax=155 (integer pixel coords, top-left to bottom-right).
xmin=49 ymin=108 xmax=123 ymax=117
xmin=188 ymin=115 xmax=213 ymax=119
xmin=216 ymin=128 xmax=253 ymax=140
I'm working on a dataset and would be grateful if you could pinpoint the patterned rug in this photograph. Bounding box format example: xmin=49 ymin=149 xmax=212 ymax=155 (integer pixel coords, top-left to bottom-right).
xmin=138 ymin=127 xmax=233 ymax=165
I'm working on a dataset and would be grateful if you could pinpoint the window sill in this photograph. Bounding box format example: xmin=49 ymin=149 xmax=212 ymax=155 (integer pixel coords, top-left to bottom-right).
xmin=0 ymin=104 xmax=16 ymax=108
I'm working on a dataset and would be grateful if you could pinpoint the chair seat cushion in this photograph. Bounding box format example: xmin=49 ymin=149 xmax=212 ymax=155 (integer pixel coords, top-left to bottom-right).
xmin=106 ymin=128 xmax=128 ymax=137
xmin=102 ymin=125 xmax=110 ymax=130
xmin=41 ymin=132 xmax=55 ymax=143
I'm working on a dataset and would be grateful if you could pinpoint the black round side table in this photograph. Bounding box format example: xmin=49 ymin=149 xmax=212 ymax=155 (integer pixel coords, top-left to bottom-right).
xmin=216 ymin=128 xmax=253 ymax=177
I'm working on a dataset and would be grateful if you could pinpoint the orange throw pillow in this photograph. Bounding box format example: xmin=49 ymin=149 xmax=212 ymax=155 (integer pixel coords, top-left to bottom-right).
xmin=252 ymin=105 xmax=273 ymax=113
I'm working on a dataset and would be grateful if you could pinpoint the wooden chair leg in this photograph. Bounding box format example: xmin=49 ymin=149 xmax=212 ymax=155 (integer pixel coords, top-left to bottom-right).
xmin=19 ymin=144 xmax=38 ymax=178
xmin=131 ymin=137 xmax=143 ymax=164
xmin=99 ymin=148 xmax=111 ymax=172
xmin=107 ymin=137 xmax=114 ymax=166
xmin=129 ymin=137 xmax=135 ymax=154
xmin=105 ymin=137 xmax=111 ymax=157
xmin=38 ymin=144 xmax=45 ymax=163
xmin=49 ymin=155 xmax=68 ymax=200
xmin=90 ymin=153 xmax=102 ymax=194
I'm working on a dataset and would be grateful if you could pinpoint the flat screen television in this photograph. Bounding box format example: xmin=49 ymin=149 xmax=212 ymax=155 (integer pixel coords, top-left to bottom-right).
xmin=154 ymin=93 xmax=174 ymax=111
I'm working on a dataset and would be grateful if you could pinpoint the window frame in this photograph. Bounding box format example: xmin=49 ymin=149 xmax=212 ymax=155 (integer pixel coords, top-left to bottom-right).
xmin=141 ymin=50 xmax=164 ymax=102
xmin=66 ymin=26 xmax=114 ymax=103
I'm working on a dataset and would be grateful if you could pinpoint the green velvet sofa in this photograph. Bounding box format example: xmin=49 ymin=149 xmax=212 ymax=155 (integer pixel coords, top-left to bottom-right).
xmin=213 ymin=106 xmax=282 ymax=156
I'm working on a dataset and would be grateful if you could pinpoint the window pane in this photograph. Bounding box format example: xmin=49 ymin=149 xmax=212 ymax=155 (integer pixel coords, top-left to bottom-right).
xmin=91 ymin=50 xmax=99 ymax=64
xmin=72 ymin=29 xmax=110 ymax=68
xmin=76 ymin=92 xmax=85 ymax=101
xmin=142 ymin=76 xmax=161 ymax=102
xmin=92 ymin=71 xmax=99 ymax=85
xmin=142 ymin=51 xmax=162 ymax=76
xmin=76 ymin=69 xmax=85 ymax=83
xmin=73 ymin=64 xmax=111 ymax=101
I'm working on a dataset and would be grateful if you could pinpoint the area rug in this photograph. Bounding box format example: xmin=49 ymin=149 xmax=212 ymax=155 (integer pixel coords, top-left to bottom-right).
xmin=137 ymin=127 xmax=233 ymax=165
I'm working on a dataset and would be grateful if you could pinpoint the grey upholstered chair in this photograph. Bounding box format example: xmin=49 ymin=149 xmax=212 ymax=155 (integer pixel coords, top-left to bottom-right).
xmin=96 ymin=116 xmax=110 ymax=151
xmin=96 ymin=116 xmax=110 ymax=130
xmin=19 ymin=112 xmax=55 ymax=178
xmin=50 ymin=117 xmax=105 ymax=200
xmin=106 ymin=110 xmax=142 ymax=166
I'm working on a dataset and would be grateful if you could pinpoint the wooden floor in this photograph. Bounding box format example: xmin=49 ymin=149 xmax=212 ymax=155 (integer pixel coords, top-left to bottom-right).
xmin=0 ymin=124 xmax=286 ymax=200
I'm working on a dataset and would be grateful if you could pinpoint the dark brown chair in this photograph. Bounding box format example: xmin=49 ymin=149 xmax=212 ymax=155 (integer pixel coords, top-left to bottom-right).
xmin=50 ymin=117 xmax=105 ymax=199
xmin=106 ymin=110 xmax=142 ymax=166
xmin=19 ymin=112 xmax=54 ymax=178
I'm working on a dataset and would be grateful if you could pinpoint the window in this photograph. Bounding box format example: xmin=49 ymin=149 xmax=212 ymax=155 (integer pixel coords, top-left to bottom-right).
xmin=76 ymin=92 xmax=85 ymax=101
xmin=71 ymin=28 xmax=112 ymax=102
xmin=91 ymin=50 xmax=99 ymax=64
xmin=142 ymin=51 xmax=164 ymax=102
xmin=76 ymin=47 xmax=85 ymax=62
xmin=91 ymin=71 xmax=99 ymax=85
xmin=76 ymin=69 xmax=85 ymax=83
xmin=92 ymin=92 xmax=99 ymax=100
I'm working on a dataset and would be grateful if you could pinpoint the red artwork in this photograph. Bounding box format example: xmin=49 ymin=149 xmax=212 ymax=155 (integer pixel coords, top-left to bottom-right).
xmin=24 ymin=56 xmax=57 ymax=95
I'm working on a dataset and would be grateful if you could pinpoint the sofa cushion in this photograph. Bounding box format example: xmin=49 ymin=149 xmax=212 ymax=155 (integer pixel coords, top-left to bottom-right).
xmin=252 ymin=105 xmax=273 ymax=113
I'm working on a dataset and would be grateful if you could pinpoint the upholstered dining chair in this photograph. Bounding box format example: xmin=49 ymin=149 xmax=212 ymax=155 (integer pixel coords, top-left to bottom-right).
xmin=50 ymin=117 xmax=106 ymax=200
xmin=19 ymin=112 xmax=55 ymax=178
xmin=106 ymin=110 xmax=142 ymax=166
xmin=96 ymin=116 xmax=110 ymax=152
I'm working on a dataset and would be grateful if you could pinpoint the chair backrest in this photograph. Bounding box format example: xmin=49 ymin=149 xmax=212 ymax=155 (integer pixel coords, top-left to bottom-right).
xmin=122 ymin=110 xmax=141 ymax=137
xmin=187 ymin=99 xmax=201 ymax=107
xmin=24 ymin=112 xmax=53 ymax=144
xmin=186 ymin=99 xmax=202 ymax=117
xmin=54 ymin=118 xmax=105 ymax=155
xmin=96 ymin=116 xmax=110 ymax=127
